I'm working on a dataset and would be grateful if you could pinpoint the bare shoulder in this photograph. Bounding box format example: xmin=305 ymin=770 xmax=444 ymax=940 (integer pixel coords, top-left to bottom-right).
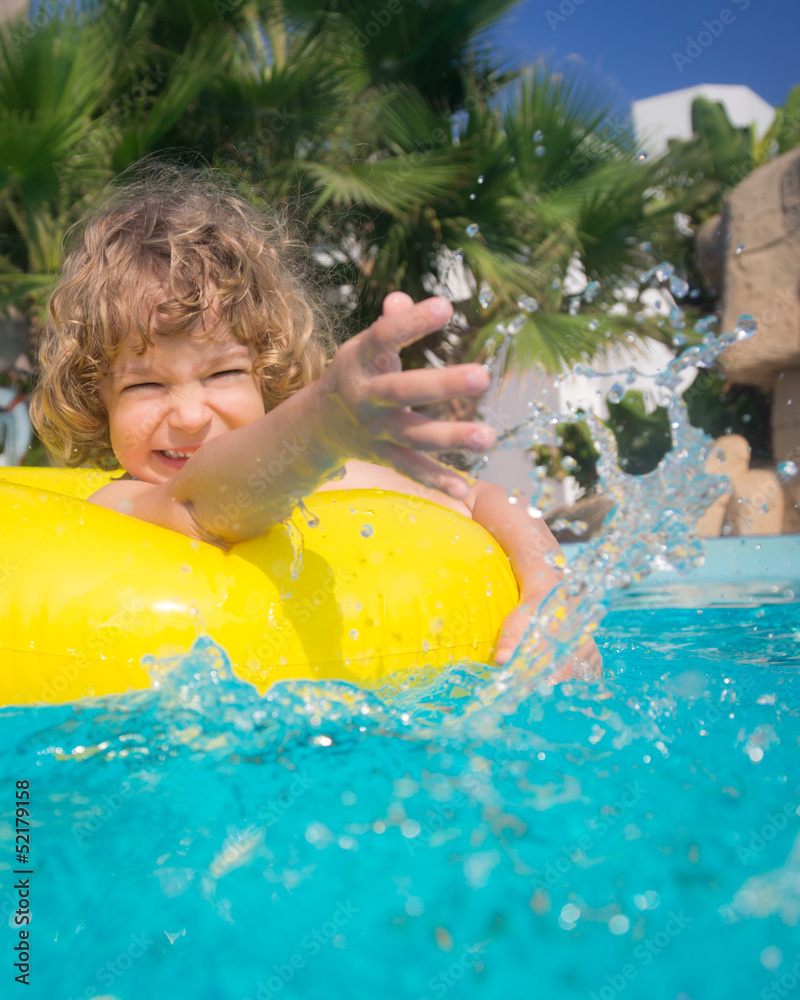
xmin=89 ymin=479 xmax=210 ymax=542
xmin=318 ymin=460 xmax=472 ymax=517
xmin=91 ymin=477 xmax=148 ymax=505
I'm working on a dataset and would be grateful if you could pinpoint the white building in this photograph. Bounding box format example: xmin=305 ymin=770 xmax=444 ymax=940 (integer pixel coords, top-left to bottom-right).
xmin=632 ymin=83 xmax=774 ymax=160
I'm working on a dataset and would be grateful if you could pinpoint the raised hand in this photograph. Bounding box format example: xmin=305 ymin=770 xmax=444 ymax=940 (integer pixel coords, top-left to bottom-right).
xmin=317 ymin=293 xmax=495 ymax=499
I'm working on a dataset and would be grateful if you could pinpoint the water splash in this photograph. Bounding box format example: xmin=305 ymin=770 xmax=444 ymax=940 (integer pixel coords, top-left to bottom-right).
xmin=479 ymin=283 xmax=495 ymax=309
xmin=462 ymin=312 xmax=769 ymax=734
xmin=669 ymin=275 xmax=689 ymax=299
xmin=507 ymin=313 xmax=527 ymax=336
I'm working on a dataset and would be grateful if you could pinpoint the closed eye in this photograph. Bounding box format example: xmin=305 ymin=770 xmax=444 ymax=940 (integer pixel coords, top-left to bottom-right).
xmin=209 ymin=369 xmax=248 ymax=380
xmin=122 ymin=381 xmax=162 ymax=392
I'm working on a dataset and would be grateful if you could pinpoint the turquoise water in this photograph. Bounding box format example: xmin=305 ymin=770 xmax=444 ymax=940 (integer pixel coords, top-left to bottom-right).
xmin=2 ymin=598 xmax=800 ymax=1000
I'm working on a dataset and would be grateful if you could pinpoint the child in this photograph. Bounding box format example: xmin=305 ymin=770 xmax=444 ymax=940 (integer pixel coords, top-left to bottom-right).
xmin=32 ymin=168 xmax=574 ymax=668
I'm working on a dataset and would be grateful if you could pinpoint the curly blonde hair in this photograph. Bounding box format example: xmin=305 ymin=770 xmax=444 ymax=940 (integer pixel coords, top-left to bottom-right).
xmin=32 ymin=165 xmax=336 ymax=468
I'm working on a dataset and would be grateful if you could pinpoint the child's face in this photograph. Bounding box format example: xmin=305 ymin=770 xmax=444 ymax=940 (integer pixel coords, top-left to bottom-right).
xmin=100 ymin=328 xmax=266 ymax=484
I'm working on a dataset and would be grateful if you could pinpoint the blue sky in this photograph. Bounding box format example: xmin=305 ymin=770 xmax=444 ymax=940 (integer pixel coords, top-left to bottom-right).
xmin=495 ymin=0 xmax=799 ymax=110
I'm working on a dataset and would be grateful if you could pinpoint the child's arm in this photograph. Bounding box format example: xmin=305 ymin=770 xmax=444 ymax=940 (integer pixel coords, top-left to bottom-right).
xmin=467 ymin=482 xmax=562 ymax=664
xmin=467 ymin=481 xmax=602 ymax=675
xmin=92 ymin=295 xmax=495 ymax=544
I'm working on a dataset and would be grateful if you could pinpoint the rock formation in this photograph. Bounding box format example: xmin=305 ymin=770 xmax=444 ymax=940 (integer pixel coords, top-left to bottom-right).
xmin=695 ymin=146 xmax=800 ymax=529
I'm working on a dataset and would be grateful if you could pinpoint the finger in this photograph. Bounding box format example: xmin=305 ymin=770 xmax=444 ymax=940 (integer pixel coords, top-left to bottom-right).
xmin=381 ymin=291 xmax=415 ymax=316
xmin=383 ymin=409 xmax=495 ymax=452
xmin=365 ymin=296 xmax=453 ymax=358
xmin=367 ymin=363 xmax=490 ymax=408
xmin=493 ymin=604 xmax=535 ymax=666
xmin=375 ymin=442 xmax=472 ymax=500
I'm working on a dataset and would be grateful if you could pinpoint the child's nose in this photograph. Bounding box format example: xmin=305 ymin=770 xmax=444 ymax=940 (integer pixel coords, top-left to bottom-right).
xmin=168 ymin=390 xmax=211 ymax=434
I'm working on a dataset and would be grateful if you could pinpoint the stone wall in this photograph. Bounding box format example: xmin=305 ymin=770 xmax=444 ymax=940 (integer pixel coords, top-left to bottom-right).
xmin=695 ymin=146 xmax=800 ymax=532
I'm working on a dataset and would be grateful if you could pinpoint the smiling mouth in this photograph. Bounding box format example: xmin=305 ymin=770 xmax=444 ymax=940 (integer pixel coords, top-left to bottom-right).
xmin=158 ymin=449 xmax=198 ymax=460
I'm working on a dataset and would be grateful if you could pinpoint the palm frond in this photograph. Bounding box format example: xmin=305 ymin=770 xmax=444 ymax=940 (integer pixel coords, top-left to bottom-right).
xmin=304 ymin=157 xmax=465 ymax=215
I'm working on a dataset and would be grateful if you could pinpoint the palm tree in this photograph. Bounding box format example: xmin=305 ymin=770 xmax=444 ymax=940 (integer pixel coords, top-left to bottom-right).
xmin=0 ymin=1 xmax=240 ymax=315
xmin=0 ymin=0 xmax=669 ymax=376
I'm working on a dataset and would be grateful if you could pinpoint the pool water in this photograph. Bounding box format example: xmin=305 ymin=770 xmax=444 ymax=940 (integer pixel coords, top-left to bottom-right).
xmin=2 ymin=596 xmax=799 ymax=1000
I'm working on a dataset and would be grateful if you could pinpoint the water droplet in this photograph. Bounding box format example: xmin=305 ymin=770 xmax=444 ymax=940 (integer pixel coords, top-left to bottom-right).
xmin=517 ymin=295 xmax=538 ymax=312
xmin=568 ymin=297 xmax=581 ymax=316
xmin=735 ymin=314 xmax=757 ymax=340
xmin=533 ymin=129 xmax=544 ymax=141
xmin=639 ymin=240 xmax=652 ymax=253
xmin=349 ymin=629 xmax=359 ymax=641
xmin=360 ymin=524 xmax=373 ymax=538
xmin=559 ymin=903 xmax=581 ymax=930
xmin=583 ymin=280 xmax=601 ymax=302
xmin=777 ymin=460 xmax=798 ymax=483
xmin=535 ymin=145 xmax=546 ymax=157
xmin=469 ymin=192 xmax=477 ymax=200
xmin=673 ymin=212 xmax=694 ymax=237
xmin=608 ymin=383 xmax=625 ymax=404
xmin=545 ymin=549 xmax=567 ymax=568
xmin=654 ymin=262 xmax=675 ymax=282
xmin=672 ymin=332 xmax=687 ymax=347
xmin=561 ymin=455 xmax=577 ymax=472
xmin=507 ymin=313 xmax=527 ymax=336
xmin=735 ymin=243 xmax=744 ymax=255
xmin=588 ymin=319 xmax=599 ymax=331
xmin=477 ymin=174 xmax=485 ymax=184
xmin=454 ymin=248 xmax=464 ymax=262
xmin=761 ymin=946 xmax=783 ymax=971
xmin=551 ymin=277 xmax=561 ymax=289
xmin=669 ymin=275 xmax=690 ymax=299
xmin=466 ymin=222 xmax=480 ymax=238
xmin=694 ymin=315 xmax=718 ymax=334
xmin=479 ymin=283 xmax=495 ymax=309
xmin=526 ymin=504 xmax=543 ymax=519
xmin=297 ymin=499 xmax=319 ymax=528
xmin=637 ymin=150 xmax=648 ymax=162
xmin=609 ymin=914 xmax=630 ymax=935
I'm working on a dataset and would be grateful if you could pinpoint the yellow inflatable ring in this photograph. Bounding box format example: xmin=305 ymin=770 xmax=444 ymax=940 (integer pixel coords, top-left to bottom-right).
xmin=0 ymin=468 xmax=517 ymax=705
